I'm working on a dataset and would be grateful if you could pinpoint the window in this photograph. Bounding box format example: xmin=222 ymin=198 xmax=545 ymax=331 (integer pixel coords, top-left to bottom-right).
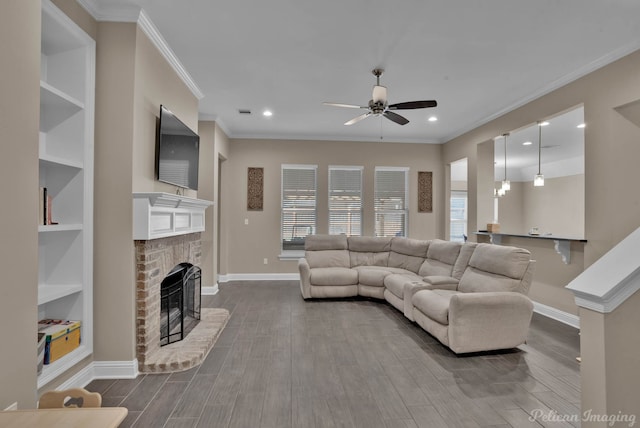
xmin=374 ymin=167 xmax=409 ymax=237
xmin=450 ymin=190 xmax=468 ymax=242
xmin=281 ymin=165 xmax=317 ymax=252
xmin=329 ymin=166 xmax=363 ymax=236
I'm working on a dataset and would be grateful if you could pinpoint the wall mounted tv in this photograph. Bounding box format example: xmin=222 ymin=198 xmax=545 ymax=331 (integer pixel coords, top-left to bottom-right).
xmin=156 ymin=105 xmax=200 ymax=190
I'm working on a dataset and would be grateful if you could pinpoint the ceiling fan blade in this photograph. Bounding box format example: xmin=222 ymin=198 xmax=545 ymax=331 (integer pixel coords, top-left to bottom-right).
xmin=323 ymin=102 xmax=367 ymax=109
xmin=388 ymin=100 xmax=437 ymax=110
xmin=345 ymin=112 xmax=372 ymax=125
xmin=383 ymin=111 xmax=409 ymax=125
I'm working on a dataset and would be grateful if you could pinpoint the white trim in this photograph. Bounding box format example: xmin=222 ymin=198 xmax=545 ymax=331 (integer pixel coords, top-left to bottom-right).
xmin=4 ymin=403 xmax=18 ymax=411
xmin=533 ymin=301 xmax=580 ymax=329
xmin=279 ymin=251 xmax=305 ymax=260
xmin=92 ymin=360 xmax=139 ymax=380
xmin=218 ymin=273 xmax=300 ymax=282
xmin=76 ymin=1 xmax=204 ymax=100
xmin=202 ymin=284 xmax=219 ymax=295
xmin=53 ymin=360 xmax=139 ymax=391
xmin=136 ymin=11 xmax=204 ymax=100
xmin=566 ymin=225 xmax=640 ymax=314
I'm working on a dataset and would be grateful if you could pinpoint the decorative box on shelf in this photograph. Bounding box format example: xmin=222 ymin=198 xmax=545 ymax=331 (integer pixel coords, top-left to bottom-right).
xmin=133 ymin=192 xmax=214 ymax=240
xmin=38 ymin=319 xmax=81 ymax=364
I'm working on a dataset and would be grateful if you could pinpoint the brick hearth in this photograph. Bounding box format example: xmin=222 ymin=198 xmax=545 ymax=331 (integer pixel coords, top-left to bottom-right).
xmin=134 ymin=233 xmax=228 ymax=373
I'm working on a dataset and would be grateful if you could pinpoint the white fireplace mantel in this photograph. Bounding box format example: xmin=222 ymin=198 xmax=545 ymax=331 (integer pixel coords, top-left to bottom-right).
xmin=133 ymin=192 xmax=214 ymax=240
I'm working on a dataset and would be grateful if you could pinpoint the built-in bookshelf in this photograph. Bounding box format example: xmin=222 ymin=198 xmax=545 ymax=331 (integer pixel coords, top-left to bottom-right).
xmin=37 ymin=0 xmax=95 ymax=388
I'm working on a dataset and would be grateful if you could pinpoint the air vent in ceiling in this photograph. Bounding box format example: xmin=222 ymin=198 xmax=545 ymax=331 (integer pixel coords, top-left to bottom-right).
xmin=238 ymin=109 xmax=252 ymax=115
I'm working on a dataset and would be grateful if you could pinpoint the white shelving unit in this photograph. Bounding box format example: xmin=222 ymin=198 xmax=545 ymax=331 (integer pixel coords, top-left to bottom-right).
xmin=38 ymin=0 xmax=95 ymax=389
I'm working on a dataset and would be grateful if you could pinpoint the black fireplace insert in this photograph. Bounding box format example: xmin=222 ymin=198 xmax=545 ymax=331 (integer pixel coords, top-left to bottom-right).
xmin=160 ymin=262 xmax=201 ymax=346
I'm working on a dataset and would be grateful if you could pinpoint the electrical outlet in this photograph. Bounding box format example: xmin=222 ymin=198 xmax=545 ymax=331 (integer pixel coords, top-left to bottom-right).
xmin=263 ymin=258 xmax=268 ymax=265
xmin=244 ymin=218 xmax=249 ymax=225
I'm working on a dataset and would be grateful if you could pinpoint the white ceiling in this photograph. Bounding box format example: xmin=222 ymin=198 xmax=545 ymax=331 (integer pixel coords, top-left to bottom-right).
xmin=83 ymin=0 xmax=640 ymax=143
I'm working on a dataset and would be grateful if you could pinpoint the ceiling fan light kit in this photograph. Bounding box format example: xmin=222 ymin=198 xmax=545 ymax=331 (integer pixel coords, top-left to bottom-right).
xmin=323 ymin=68 xmax=437 ymax=126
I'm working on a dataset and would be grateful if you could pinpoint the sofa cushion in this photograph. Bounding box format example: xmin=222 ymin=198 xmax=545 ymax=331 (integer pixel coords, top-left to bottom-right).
xmin=350 ymin=251 xmax=390 ymax=268
xmin=305 ymin=234 xmax=348 ymax=251
xmin=451 ymin=242 xmax=477 ymax=280
xmin=418 ymin=240 xmax=462 ymax=277
xmin=384 ymin=273 xmax=421 ymax=298
xmin=412 ymin=289 xmax=458 ymax=325
xmin=309 ymin=267 xmax=358 ymax=286
xmin=457 ymin=243 xmax=531 ymax=293
xmin=458 ymin=268 xmax=522 ymax=293
xmin=348 ymin=236 xmax=392 ymax=252
xmin=355 ymin=267 xmax=392 ymax=287
xmin=387 ymin=237 xmax=429 ymax=273
xmin=348 ymin=236 xmax=391 ymax=267
xmin=426 ymin=239 xmax=462 ymax=264
xmin=467 ymin=244 xmax=531 ymax=279
xmin=390 ymin=237 xmax=430 ymax=257
xmin=306 ymin=250 xmax=350 ymax=269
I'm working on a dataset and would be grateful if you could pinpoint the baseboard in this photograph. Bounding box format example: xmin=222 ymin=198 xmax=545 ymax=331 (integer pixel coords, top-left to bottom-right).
xmin=202 ymin=284 xmax=219 ymax=295
xmin=92 ymin=360 xmax=139 ymax=380
xmin=4 ymin=402 xmax=17 ymax=411
xmin=218 ymin=273 xmax=300 ymax=282
xmin=533 ymin=301 xmax=580 ymax=329
xmin=55 ymin=359 xmax=139 ymax=390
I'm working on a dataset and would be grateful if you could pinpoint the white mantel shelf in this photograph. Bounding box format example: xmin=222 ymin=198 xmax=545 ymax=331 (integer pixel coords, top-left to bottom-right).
xmin=133 ymin=192 xmax=213 ymax=240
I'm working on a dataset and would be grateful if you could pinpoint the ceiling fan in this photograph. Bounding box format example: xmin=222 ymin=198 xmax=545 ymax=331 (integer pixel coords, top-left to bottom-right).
xmin=323 ymin=68 xmax=437 ymax=126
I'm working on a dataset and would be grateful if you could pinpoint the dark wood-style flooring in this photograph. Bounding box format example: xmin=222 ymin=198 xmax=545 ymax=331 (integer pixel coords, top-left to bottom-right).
xmin=87 ymin=280 xmax=581 ymax=428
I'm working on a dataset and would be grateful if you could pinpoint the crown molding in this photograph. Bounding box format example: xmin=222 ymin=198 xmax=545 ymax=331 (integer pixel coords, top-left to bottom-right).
xmin=198 ymin=114 xmax=231 ymax=138
xmin=77 ymin=0 xmax=204 ymax=100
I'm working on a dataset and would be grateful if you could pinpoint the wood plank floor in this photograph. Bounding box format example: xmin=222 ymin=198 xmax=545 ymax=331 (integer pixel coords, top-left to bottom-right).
xmin=87 ymin=280 xmax=581 ymax=428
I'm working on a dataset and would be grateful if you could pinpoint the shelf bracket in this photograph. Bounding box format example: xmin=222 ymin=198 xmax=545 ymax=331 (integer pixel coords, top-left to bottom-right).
xmin=554 ymin=239 xmax=571 ymax=264
xmin=489 ymin=233 xmax=502 ymax=245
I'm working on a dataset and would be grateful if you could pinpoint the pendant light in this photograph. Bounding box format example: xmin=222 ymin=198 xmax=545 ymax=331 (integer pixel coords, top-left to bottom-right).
xmin=534 ymin=121 xmax=545 ymax=186
xmin=501 ymin=133 xmax=510 ymax=192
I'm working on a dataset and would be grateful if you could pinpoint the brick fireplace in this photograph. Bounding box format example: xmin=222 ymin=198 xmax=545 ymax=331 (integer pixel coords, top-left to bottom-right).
xmin=135 ymin=233 xmax=202 ymax=371
xmin=132 ymin=193 xmax=228 ymax=373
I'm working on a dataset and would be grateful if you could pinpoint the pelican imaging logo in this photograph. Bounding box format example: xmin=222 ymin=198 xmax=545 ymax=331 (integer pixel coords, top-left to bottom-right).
xmin=529 ymin=409 xmax=636 ymax=427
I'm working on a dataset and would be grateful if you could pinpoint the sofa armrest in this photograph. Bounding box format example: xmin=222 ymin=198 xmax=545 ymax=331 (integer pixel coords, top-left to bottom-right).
xmin=422 ymin=275 xmax=459 ymax=290
xmin=403 ymin=280 xmax=438 ymax=321
xmin=298 ymin=258 xmax=312 ymax=299
xmin=448 ymin=292 xmax=534 ymax=353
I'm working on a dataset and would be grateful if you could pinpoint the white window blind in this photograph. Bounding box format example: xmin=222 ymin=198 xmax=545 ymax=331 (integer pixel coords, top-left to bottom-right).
xmin=281 ymin=165 xmax=317 ymax=251
xmin=374 ymin=167 xmax=409 ymax=237
xmin=329 ymin=166 xmax=363 ymax=236
xmin=450 ymin=190 xmax=468 ymax=242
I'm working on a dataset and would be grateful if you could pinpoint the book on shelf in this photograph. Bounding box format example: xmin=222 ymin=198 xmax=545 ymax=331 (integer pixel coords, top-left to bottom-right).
xmin=39 ymin=187 xmax=58 ymax=226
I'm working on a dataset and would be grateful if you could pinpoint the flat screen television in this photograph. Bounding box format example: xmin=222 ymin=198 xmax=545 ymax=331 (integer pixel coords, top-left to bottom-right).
xmin=156 ymin=105 xmax=200 ymax=190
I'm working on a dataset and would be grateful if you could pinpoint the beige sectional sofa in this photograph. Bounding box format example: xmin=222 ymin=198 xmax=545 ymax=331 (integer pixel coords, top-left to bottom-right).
xmin=298 ymin=235 xmax=536 ymax=354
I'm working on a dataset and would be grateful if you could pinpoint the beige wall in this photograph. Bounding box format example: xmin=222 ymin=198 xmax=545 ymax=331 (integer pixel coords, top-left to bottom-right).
xmin=132 ymin=25 xmax=199 ymax=197
xmin=0 ymin=1 xmax=40 ymax=409
xmin=497 ymin=176 xmax=585 ymax=238
xmin=51 ymin=0 xmax=97 ymax=40
xmin=94 ymin=22 xmax=199 ymax=363
xmin=522 ymin=174 xmax=584 ymax=237
xmin=93 ymin=22 xmax=137 ymax=362
xmin=198 ymin=121 xmax=230 ymax=286
xmin=224 ymin=139 xmax=444 ymax=274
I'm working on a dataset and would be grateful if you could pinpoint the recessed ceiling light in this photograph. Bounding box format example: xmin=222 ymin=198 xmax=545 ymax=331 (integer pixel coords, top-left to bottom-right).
xmin=428 ymin=116 xmax=438 ymax=122
xmin=263 ymin=110 xmax=273 ymax=117
xmin=577 ymin=123 xmax=586 ymax=128
xmin=522 ymin=141 xmax=533 ymax=146
xmin=539 ymin=121 xmax=550 ymax=126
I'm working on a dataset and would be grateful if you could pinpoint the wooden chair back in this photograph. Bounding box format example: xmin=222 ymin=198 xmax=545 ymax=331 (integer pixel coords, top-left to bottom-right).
xmin=38 ymin=388 xmax=102 ymax=409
